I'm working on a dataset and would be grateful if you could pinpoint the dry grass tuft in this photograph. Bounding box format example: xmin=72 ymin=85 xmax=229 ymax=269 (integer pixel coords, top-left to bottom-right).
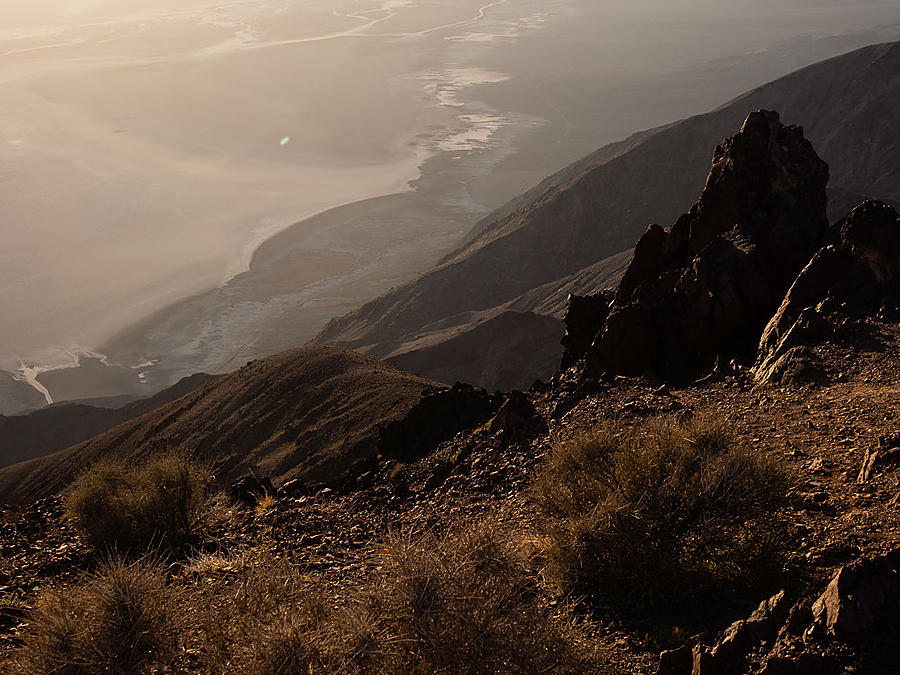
xmin=533 ymin=415 xmax=790 ymax=608
xmin=8 ymin=557 xmax=186 ymax=675
xmin=254 ymin=491 xmax=278 ymax=516
xmin=64 ymin=451 xmax=211 ymax=553
xmin=10 ymin=520 xmax=609 ymax=674
xmin=191 ymin=551 xmax=337 ymax=673
xmin=356 ymin=522 xmax=600 ymax=673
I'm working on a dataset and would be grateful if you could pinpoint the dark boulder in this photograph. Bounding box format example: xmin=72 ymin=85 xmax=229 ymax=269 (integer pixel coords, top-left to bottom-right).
xmin=560 ymin=290 xmax=613 ymax=370
xmin=689 ymin=591 xmax=790 ymax=675
xmin=576 ymin=110 xmax=829 ymax=383
xmin=755 ymin=201 xmax=900 ymax=382
xmin=811 ymin=548 xmax=900 ymax=637
xmin=377 ymin=384 xmax=500 ymax=461
xmin=489 ymin=390 xmax=541 ymax=435
xmin=659 ymin=549 xmax=900 ymax=674
xmin=230 ymin=471 xmax=275 ymax=505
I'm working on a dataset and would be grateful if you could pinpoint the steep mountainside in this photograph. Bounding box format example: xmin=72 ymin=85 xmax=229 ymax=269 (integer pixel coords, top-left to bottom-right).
xmin=379 ymin=249 xmax=634 ymax=391
xmin=0 ymin=347 xmax=446 ymax=505
xmin=0 ymin=374 xmax=216 ymax=470
xmin=315 ymin=42 xmax=900 ymax=390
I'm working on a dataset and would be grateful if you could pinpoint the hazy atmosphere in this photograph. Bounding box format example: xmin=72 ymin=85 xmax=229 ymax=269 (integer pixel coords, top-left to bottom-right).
xmin=3 ymin=1 xmax=900 ymax=671
xmin=3 ymin=0 xmax=899 ymax=403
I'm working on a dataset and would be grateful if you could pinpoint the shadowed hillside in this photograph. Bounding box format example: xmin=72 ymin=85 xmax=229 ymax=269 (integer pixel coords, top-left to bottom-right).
xmin=0 ymin=372 xmax=46 ymax=417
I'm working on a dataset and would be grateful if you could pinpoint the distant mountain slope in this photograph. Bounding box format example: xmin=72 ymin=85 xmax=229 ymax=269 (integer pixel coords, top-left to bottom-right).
xmin=0 ymin=347 xmax=440 ymax=505
xmin=0 ymin=373 xmax=215 ymax=470
xmin=384 ymin=310 xmax=563 ymax=393
xmin=0 ymin=372 xmax=47 ymax=417
xmin=314 ymin=42 xmax=900 ymax=389
xmin=379 ymin=249 xmax=634 ymax=390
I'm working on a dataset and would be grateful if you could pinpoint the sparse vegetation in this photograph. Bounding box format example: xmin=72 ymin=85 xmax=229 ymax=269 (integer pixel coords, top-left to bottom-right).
xmin=354 ymin=523 xmax=601 ymax=673
xmin=189 ymin=550 xmax=336 ymax=673
xmin=532 ymin=415 xmax=790 ymax=608
xmin=64 ymin=451 xmax=211 ymax=553
xmin=10 ymin=524 xmax=606 ymax=674
xmin=8 ymin=557 xmax=186 ymax=675
xmin=254 ymin=491 xmax=277 ymax=516
xmin=194 ymin=523 xmax=604 ymax=673
xmin=5 ymin=416 xmax=793 ymax=672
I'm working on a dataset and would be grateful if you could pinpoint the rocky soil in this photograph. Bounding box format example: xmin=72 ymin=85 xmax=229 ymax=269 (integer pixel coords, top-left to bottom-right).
xmin=2 ymin=314 xmax=898 ymax=672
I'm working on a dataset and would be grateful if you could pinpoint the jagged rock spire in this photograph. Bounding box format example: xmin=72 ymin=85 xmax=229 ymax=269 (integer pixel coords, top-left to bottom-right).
xmin=566 ymin=110 xmax=831 ymax=382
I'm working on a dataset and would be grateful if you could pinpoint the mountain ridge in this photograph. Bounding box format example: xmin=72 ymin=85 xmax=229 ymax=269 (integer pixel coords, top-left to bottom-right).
xmin=0 ymin=347 xmax=445 ymax=505
xmin=0 ymin=373 xmax=216 ymax=470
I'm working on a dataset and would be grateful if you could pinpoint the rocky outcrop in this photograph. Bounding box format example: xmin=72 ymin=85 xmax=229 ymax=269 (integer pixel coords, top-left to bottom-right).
xmin=560 ymin=290 xmax=613 ymax=369
xmin=579 ymin=110 xmax=829 ymax=383
xmin=489 ymin=390 xmax=542 ymax=435
xmin=686 ymin=591 xmax=791 ymax=675
xmin=810 ymin=549 xmax=900 ymax=638
xmin=754 ymin=201 xmax=900 ymax=382
xmin=659 ymin=549 xmax=900 ymax=675
xmin=377 ymin=383 xmax=500 ymax=461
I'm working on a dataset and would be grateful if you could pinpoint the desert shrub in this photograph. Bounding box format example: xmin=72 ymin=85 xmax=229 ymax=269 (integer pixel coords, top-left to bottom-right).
xmin=64 ymin=451 xmax=211 ymax=553
xmin=196 ymin=490 xmax=242 ymax=549
xmin=533 ymin=415 xmax=789 ymax=608
xmin=192 ymin=525 xmax=604 ymax=674
xmin=356 ymin=522 xmax=600 ymax=674
xmin=8 ymin=557 xmax=186 ymax=675
xmin=255 ymin=491 xmax=277 ymax=516
xmin=189 ymin=551 xmax=340 ymax=673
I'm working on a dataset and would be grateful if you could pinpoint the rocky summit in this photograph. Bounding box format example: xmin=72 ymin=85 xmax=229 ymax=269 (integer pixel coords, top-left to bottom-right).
xmin=565 ymin=112 xmax=900 ymax=390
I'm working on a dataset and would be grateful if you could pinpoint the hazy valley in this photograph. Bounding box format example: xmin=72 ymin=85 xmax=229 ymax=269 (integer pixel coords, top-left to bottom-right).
xmin=2 ymin=0 xmax=899 ymax=411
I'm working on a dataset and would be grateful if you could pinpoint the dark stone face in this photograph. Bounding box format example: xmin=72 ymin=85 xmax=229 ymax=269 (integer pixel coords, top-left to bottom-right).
xmin=377 ymin=383 xmax=500 ymax=462
xmin=569 ymin=109 xmax=832 ymax=383
xmin=753 ymin=200 xmax=900 ymax=383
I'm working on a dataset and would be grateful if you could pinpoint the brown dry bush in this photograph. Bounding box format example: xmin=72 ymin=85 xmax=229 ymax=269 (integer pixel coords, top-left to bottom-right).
xmin=189 ymin=551 xmax=342 ymax=673
xmin=8 ymin=529 xmax=607 ymax=674
xmin=357 ymin=523 xmax=600 ymax=674
xmin=8 ymin=557 xmax=187 ymax=675
xmin=64 ymin=451 xmax=211 ymax=553
xmin=533 ymin=415 xmax=789 ymax=608
xmin=192 ymin=524 xmax=605 ymax=674
xmin=20 ymin=496 xmax=607 ymax=672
